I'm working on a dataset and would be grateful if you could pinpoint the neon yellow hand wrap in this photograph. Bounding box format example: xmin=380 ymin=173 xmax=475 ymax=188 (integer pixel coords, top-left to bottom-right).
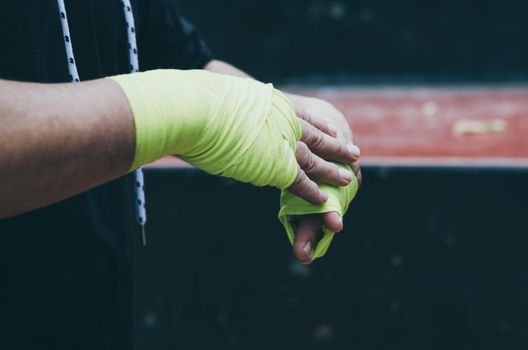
xmin=278 ymin=163 xmax=358 ymax=260
xmin=110 ymin=69 xmax=302 ymax=189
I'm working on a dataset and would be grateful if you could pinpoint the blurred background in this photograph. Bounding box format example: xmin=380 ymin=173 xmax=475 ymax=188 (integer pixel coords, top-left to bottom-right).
xmin=135 ymin=1 xmax=528 ymax=349
xmin=181 ymin=0 xmax=528 ymax=84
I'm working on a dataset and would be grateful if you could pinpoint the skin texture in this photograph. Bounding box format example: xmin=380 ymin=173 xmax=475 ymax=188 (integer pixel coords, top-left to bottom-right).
xmin=0 ymin=78 xmax=135 ymax=219
xmin=0 ymin=70 xmax=358 ymax=226
xmin=204 ymin=60 xmax=362 ymax=264
xmin=287 ymin=93 xmax=362 ymax=264
xmin=0 ymin=62 xmax=360 ymax=265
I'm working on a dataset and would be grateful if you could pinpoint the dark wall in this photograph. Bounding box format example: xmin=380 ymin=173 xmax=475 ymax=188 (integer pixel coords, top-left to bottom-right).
xmin=135 ymin=166 xmax=528 ymax=350
xmin=179 ymin=0 xmax=528 ymax=83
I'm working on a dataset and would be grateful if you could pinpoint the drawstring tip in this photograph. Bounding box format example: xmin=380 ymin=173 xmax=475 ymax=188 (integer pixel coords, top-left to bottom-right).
xmin=140 ymin=225 xmax=147 ymax=246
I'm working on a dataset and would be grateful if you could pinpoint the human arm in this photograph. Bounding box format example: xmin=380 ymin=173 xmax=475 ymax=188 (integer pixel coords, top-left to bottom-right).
xmin=0 ymin=69 xmax=356 ymax=219
xmin=0 ymin=78 xmax=134 ymax=219
xmin=134 ymin=1 xmax=360 ymax=262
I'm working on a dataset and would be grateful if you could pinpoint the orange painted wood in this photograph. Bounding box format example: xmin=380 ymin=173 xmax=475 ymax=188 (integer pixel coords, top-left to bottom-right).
xmin=150 ymin=86 xmax=528 ymax=168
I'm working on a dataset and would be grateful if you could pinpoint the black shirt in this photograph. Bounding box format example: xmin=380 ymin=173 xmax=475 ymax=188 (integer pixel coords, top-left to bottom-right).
xmin=0 ymin=1 xmax=212 ymax=349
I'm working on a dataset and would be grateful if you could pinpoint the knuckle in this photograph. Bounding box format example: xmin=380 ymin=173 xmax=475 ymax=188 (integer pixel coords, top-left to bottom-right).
xmin=289 ymin=169 xmax=321 ymax=204
xmin=297 ymin=151 xmax=311 ymax=169
xmin=321 ymin=120 xmax=333 ymax=133
xmin=311 ymin=132 xmax=325 ymax=149
xmin=290 ymin=169 xmax=306 ymax=190
xmin=296 ymin=141 xmax=308 ymax=155
xmin=333 ymin=164 xmax=342 ymax=178
xmin=304 ymin=154 xmax=318 ymax=174
xmin=295 ymin=107 xmax=307 ymax=121
xmin=299 ymin=109 xmax=312 ymax=123
xmin=314 ymin=121 xmax=329 ymax=134
xmin=308 ymin=114 xmax=323 ymax=127
xmin=300 ymin=121 xmax=311 ymax=140
xmin=338 ymin=143 xmax=350 ymax=157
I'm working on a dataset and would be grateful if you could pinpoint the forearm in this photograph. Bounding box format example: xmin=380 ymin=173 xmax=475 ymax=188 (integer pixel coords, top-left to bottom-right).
xmin=0 ymin=67 xmax=344 ymax=220
xmin=0 ymin=78 xmax=134 ymax=218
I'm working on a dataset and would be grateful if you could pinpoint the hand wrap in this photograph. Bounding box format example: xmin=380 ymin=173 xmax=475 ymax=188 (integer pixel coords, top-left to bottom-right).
xmin=110 ymin=69 xmax=302 ymax=189
xmin=278 ymin=163 xmax=358 ymax=259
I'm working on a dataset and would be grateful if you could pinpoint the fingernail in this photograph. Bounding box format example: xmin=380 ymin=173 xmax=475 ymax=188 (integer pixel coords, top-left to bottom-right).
xmin=338 ymin=168 xmax=353 ymax=182
xmin=319 ymin=189 xmax=328 ymax=202
xmin=303 ymin=241 xmax=312 ymax=258
xmin=327 ymin=122 xmax=338 ymax=135
xmin=347 ymin=144 xmax=361 ymax=158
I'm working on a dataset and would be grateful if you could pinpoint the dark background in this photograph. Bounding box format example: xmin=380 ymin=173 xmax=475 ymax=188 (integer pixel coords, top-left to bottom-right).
xmin=136 ymin=167 xmax=528 ymax=350
xmin=180 ymin=0 xmax=528 ymax=84
xmin=135 ymin=1 xmax=528 ymax=349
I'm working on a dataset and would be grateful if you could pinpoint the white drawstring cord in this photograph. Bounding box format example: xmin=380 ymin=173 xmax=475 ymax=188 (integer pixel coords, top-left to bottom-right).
xmin=56 ymin=0 xmax=148 ymax=245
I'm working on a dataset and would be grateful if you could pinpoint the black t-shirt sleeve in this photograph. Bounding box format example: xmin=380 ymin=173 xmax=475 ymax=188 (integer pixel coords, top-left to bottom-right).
xmin=135 ymin=0 xmax=213 ymax=70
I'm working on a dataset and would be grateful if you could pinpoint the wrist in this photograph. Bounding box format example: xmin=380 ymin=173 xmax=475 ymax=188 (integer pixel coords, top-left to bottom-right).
xmin=109 ymin=69 xmax=302 ymax=189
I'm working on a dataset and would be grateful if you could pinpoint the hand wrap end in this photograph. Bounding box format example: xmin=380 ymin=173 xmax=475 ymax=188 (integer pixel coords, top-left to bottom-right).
xmin=278 ymin=163 xmax=358 ymax=259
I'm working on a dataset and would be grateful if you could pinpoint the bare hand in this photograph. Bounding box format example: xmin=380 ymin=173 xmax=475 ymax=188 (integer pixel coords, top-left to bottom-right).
xmin=285 ymin=93 xmax=362 ymax=264
xmin=287 ymin=113 xmax=360 ymax=204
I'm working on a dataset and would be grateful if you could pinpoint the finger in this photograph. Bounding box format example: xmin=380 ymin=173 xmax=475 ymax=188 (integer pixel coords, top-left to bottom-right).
xmin=287 ymin=168 xmax=328 ymax=205
xmin=322 ymin=211 xmax=343 ymax=233
xmin=293 ymin=215 xmax=323 ymax=265
xmin=296 ymin=141 xmax=353 ymax=186
xmin=351 ymin=160 xmax=362 ymax=187
xmin=295 ymin=105 xmax=338 ymax=137
xmin=300 ymin=119 xmax=360 ymax=163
